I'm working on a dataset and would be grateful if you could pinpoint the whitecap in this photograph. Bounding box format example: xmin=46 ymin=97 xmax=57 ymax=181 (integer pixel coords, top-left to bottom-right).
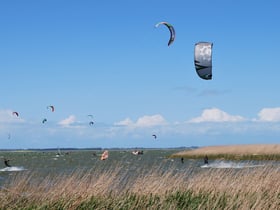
xmin=0 ymin=166 xmax=26 ymax=172
xmin=200 ymin=161 xmax=265 ymax=169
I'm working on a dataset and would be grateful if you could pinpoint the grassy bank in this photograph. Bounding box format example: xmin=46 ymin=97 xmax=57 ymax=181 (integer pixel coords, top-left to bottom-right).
xmin=170 ymin=144 xmax=280 ymax=160
xmin=0 ymin=164 xmax=279 ymax=209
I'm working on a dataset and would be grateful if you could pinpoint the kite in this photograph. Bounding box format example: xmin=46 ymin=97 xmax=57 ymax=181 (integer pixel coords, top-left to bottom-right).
xmin=155 ymin=21 xmax=175 ymax=46
xmin=42 ymin=118 xmax=47 ymax=124
xmin=100 ymin=150 xmax=109 ymax=160
xmin=194 ymin=42 xmax=213 ymax=80
xmin=47 ymin=105 xmax=55 ymax=112
xmin=12 ymin=111 xmax=19 ymax=117
xmin=88 ymin=115 xmax=94 ymax=126
xmin=152 ymin=134 xmax=157 ymax=139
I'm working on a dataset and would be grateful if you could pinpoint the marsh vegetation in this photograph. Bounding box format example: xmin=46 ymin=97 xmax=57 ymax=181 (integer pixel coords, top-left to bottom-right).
xmin=171 ymin=144 xmax=280 ymax=160
xmin=1 ymin=163 xmax=279 ymax=209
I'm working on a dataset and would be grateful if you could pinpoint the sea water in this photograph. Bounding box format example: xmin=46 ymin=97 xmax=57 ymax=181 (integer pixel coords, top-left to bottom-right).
xmin=0 ymin=149 xmax=277 ymax=187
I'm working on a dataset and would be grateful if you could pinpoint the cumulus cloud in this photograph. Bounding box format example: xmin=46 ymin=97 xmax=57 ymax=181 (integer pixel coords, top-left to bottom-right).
xmin=114 ymin=118 xmax=133 ymax=126
xmin=189 ymin=108 xmax=245 ymax=123
xmin=256 ymin=107 xmax=280 ymax=122
xmin=114 ymin=114 xmax=167 ymax=127
xmin=58 ymin=115 xmax=76 ymax=127
xmin=135 ymin=115 xmax=167 ymax=127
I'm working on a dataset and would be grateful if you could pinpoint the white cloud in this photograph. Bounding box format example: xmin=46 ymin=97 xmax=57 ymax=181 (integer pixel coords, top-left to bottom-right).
xmin=58 ymin=115 xmax=76 ymax=127
xmin=2 ymin=106 xmax=280 ymax=148
xmin=114 ymin=118 xmax=133 ymax=126
xmin=114 ymin=114 xmax=168 ymax=127
xmin=135 ymin=114 xmax=167 ymax=127
xmin=256 ymin=107 xmax=280 ymax=122
xmin=189 ymin=108 xmax=245 ymax=123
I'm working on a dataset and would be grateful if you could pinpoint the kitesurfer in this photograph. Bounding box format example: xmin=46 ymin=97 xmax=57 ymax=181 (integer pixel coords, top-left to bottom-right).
xmin=204 ymin=155 xmax=209 ymax=164
xmin=4 ymin=158 xmax=11 ymax=167
xmin=181 ymin=157 xmax=184 ymax=163
xmin=132 ymin=150 xmax=144 ymax=155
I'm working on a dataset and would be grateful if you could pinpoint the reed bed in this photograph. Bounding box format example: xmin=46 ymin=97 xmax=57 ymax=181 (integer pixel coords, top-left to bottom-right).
xmin=171 ymin=144 xmax=280 ymax=160
xmin=0 ymin=163 xmax=279 ymax=209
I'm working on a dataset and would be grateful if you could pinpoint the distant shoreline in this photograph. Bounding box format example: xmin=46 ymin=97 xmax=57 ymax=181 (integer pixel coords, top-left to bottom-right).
xmin=170 ymin=144 xmax=280 ymax=160
xmin=0 ymin=147 xmax=190 ymax=152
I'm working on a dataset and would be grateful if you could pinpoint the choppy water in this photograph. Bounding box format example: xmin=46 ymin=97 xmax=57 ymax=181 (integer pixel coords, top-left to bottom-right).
xmin=0 ymin=149 xmax=278 ymax=186
xmin=1 ymin=149 xmax=183 ymax=173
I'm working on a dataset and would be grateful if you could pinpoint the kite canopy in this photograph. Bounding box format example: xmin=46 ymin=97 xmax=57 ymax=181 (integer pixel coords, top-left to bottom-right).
xmin=155 ymin=21 xmax=175 ymax=46
xmin=12 ymin=111 xmax=19 ymax=117
xmin=194 ymin=42 xmax=213 ymax=80
xmin=152 ymin=134 xmax=157 ymax=139
xmin=100 ymin=150 xmax=109 ymax=160
xmin=88 ymin=115 xmax=94 ymax=126
xmin=47 ymin=105 xmax=55 ymax=112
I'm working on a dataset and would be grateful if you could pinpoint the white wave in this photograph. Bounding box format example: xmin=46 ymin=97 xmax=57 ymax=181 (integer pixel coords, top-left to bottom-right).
xmin=201 ymin=161 xmax=265 ymax=169
xmin=0 ymin=166 xmax=26 ymax=172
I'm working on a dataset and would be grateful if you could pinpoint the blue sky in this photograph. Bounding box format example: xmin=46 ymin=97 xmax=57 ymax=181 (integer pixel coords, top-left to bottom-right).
xmin=1 ymin=0 xmax=280 ymax=149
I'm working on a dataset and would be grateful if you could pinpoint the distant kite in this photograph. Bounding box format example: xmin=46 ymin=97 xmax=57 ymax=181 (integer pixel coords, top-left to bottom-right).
xmin=100 ymin=150 xmax=109 ymax=160
xmin=194 ymin=42 xmax=213 ymax=80
xmin=155 ymin=21 xmax=175 ymax=46
xmin=47 ymin=105 xmax=55 ymax=112
xmin=88 ymin=115 xmax=94 ymax=126
xmin=12 ymin=111 xmax=19 ymax=117
xmin=42 ymin=118 xmax=47 ymax=124
xmin=152 ymin=134 xmax=157 ymax=139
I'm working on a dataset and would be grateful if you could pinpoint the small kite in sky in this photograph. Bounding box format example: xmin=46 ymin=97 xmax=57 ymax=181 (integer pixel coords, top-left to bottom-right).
xmin=47 ymin=105 xmax=55 ymax=112
xmin=155 ymin=21 xmax=175 ymax=46
xmin=12 ymin=111 xmax=19 ymax=117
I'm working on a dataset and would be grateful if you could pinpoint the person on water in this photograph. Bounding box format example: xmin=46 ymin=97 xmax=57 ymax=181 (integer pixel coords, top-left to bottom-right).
xmin=4 ymin=158 xmax=11 ymax=167
xmin=204 ymin=155 xmax=209 ymax=164
xmin=181 ymin=157 xmax=184 ymax=163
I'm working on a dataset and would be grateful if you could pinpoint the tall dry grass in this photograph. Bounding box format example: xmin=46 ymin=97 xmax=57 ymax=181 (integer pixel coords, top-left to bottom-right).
xmin=172 ymin=144 xmax=280 ymax=160
xmin=0 ymin=164 xmax=279 ymax=209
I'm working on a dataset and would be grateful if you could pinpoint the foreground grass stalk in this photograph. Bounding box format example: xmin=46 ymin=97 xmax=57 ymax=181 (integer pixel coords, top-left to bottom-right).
xmin=0 ymin=164 xmax=279 ymax=209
